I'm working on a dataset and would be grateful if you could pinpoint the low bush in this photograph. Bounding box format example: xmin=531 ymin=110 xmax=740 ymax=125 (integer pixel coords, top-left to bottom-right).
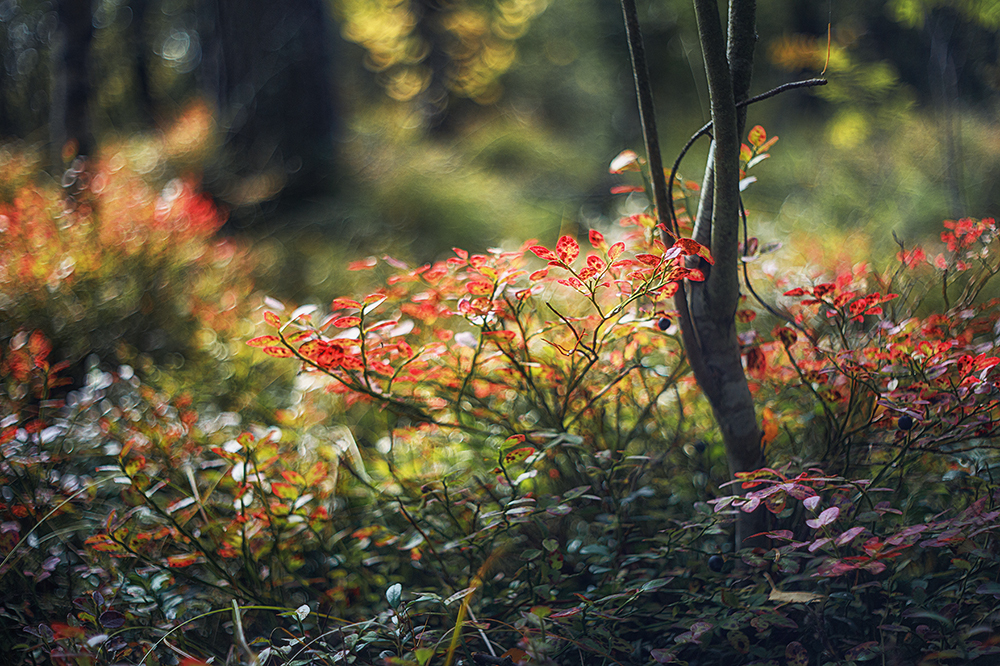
xmin=0 ymin=145 xmax=287 ymax=417
xmin=1 ymin=132 xmax=998 ymax=666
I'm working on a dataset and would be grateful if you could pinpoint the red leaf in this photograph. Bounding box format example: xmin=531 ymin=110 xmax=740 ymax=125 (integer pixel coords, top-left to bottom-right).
xmin=285 ymin=330 xmax=313 ymax=344
xmin=282 ymin=470 xmax=306 ymax=485
xmin=347 ymin=256 xmax=377 ymax=271
xmin=588 ymin=229 xmax=606 ymax=248
xmin=586 ymin=254 xmax=607 ymax=272
xmin=466 ymin=281 xmax=493 ymax=296
xmin=504 ymin=434 xmax=526 ymax=446
xmin=608 ymin=242 xmax=625 ymax=260
xmin=167 ymin=553 xmax=201 ymax=568
xmin=529 ymin=245 xmax=559 ymax=261
xmin=556 ymin=235 xmax=580 ymax=264
xmin=610 ymin=185 xmax=645 ymax=194
xmin=503 ymin=447 xmax=535 ymax=465
xmin=331 ymin=297 xmax=361 ymax=310
xmin=806 ymin=506 xmax=840 ymax=529
xmin=748 ymin=125 xmax=767 ymax=148
xmin=263 ymin=311 xmax=282 ymax=328
xmin=333 ymin=316 xmax=362 ymax=328
xmin=247 ymin=335 xmax=280 ymax=348
xmin=675 ymin=237 xmax=714 ymax=264
xmin=271 ymin=482 xmax=298 ymax=500
xmin=609 ymin=150 xmax=641 ymax=174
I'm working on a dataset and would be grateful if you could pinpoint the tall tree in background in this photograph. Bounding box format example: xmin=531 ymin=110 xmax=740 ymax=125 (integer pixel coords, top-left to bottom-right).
xmin=201 ymin=0 xmax=337 ymax=204
xmin=333 ymin=0 xmax=548 ymax=133
xmin=50 ymin=0 xmax=94 ymax=163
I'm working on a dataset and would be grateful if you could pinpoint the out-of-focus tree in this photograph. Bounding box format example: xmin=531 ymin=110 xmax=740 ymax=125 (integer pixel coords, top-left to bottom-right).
xmin=763 ymin=0 xmax=1000 ymax=237
xmin=201 ymin=0 xmax=338 ymax=207
xmin=333 ymin=0 xmax=549 ymax=132
xmin=50 ymin=0 xmax=94 ymax=164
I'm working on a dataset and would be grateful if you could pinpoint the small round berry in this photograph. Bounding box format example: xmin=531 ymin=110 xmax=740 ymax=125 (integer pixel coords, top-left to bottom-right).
xmin=708 ymin=555 xmax=724 ymax=572
xmin=694 ymin=440 xmax=707 ymax=454
xmin=897 ymin=415 xmax=914 ymax=431
xmin=657 ymin=317 xmax=672 ymax=331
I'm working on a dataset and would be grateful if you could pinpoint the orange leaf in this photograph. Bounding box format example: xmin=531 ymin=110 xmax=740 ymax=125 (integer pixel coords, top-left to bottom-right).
xmin=263 ymin=346 xmax=294 ymax=358
xmin=761 ymin=407 xmax=779 ymax=446
xmin=247 ymin=335 xmax=280 ymax=347
xmin=263 ymin=311 xmax=282 ymax=328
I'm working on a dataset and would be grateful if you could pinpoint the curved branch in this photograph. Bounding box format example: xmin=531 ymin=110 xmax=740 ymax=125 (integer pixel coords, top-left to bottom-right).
xmin=667 ymin=78 xmax=827 ymax=243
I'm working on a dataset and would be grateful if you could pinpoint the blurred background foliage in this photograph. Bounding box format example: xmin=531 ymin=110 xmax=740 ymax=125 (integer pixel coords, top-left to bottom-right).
xmin=2 ymin=0 xmax=999 ymax=363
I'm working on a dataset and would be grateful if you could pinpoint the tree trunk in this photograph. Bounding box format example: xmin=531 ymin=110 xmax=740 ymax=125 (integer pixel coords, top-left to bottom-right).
xmin=619 ymin=0 xmax=765 ymax=549
xmin=203 ymin=0 xmax=337 ymax=203
xmin=683 ymin=0 xmax=765 ymax=549
xmin=50 ymin=0 xmax=95 ymax=164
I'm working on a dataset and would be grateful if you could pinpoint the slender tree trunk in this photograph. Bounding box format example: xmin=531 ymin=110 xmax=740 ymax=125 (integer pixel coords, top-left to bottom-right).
xmin=412 ymin=0 xmax=455 ymax=133
xmin=684 ymin=0 xmax=765 ymax=548
xmin=619 ymin=0 xmax=765 ymax=549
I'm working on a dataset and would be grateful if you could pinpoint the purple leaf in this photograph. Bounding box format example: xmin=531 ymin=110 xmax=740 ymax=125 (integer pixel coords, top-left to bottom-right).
xmin=806 ymin=506 xmax=839 ymax=529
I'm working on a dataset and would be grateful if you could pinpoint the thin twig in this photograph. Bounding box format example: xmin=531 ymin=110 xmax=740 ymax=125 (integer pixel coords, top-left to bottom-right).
xmin=667 ymin=78 xmax=827 ymax=227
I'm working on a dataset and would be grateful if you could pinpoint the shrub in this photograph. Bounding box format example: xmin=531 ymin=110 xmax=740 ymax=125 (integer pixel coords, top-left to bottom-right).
xmin=2 ymin=138 xmax=999 ymax=665
xmin=0 ymin=146 xmax=285 ymax=416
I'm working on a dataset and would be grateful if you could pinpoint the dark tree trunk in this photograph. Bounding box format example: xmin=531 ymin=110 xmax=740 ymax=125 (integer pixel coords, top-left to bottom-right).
xmin=50 ymin=0 xmax=95 ymax=164
xmin=127 ymin=0 xmax=156 ymax=123
xmin=412 ymin=0 xmax=455 ymax=133
xmin=203 ymin=0 xmax=337 ymax=203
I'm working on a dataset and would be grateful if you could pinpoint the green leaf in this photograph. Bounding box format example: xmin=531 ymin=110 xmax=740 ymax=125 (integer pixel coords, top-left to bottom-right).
xmin=386 ymin=583 xmax=403 ymax=608
xmin=502 ymin=447 xmax=535 ymax=465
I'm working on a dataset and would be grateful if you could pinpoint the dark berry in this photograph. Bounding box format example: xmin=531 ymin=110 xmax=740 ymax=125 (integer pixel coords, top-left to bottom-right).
xmin=708 ymin=555 xmax=724 ymax=572
xmin=897 ymin=415 xmax=914 ymax=431
xmin=694 ymin=440 xmax=707 ymax=454
xmin=657 ymin=317 xmax=672 ymax=331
